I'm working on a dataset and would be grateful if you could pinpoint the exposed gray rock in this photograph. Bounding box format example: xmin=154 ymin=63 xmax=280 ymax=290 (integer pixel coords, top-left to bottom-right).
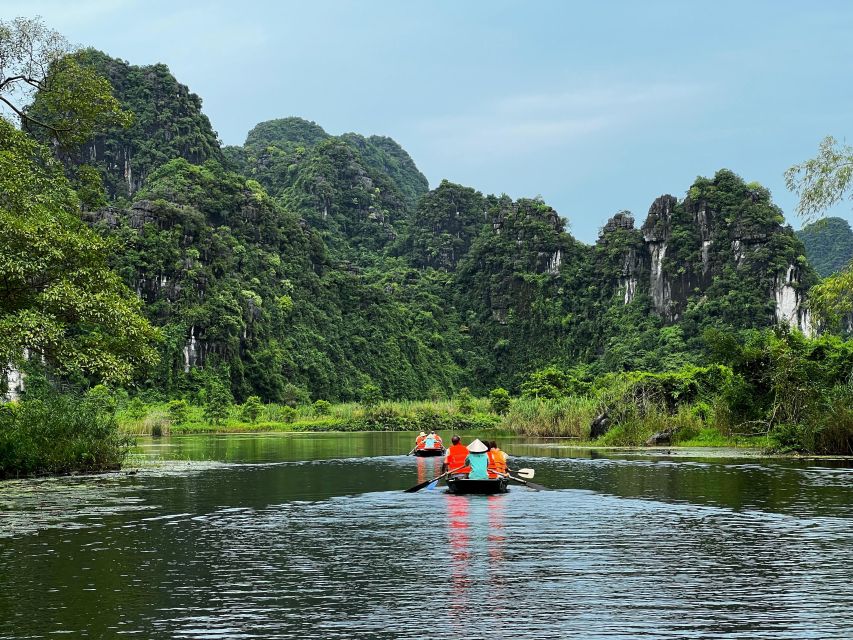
xmin=589 ymin=412 xmax=611 ymax=439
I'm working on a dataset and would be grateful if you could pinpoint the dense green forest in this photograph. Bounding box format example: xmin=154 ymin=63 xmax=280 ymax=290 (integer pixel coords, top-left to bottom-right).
xmin=22 ymin=50 xmax=819 ymax=401
xmin=796 ymin=217 xmax=853 ymax=277
xmin=2 ymin=32 xmax=852 ymax=474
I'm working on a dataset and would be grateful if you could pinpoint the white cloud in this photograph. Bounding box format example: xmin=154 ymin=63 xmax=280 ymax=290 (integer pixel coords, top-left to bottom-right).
xmin=416 ymin=81 xmax=712 ymax=157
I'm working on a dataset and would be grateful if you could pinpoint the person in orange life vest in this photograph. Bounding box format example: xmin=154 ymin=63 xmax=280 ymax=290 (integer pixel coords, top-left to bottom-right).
xmin=486 ymin=441 xmax=498 ymax=478
xmin=443 ymin=435 xmax=470 ymax=476
xmin=429 ymin=431 xmax=443 ymax=449
xmin=415 ymin=432 xmax=427 ymax=450
xmin=490 ymin=440 xmax=508 ymax=475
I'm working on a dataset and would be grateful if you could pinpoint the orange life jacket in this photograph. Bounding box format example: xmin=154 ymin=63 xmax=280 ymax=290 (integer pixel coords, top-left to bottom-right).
xmin=432 ymin=435 xmax=443 ymax=448
xmin=445 ymin=443 xmax=470 ymax=474
xmin=486 ymin=449 xmax=498 ymax=478
xmin=416 ymin=435 xmax=426 ymax=449
xmin=491 ymin=449 xmax=508 ymax=474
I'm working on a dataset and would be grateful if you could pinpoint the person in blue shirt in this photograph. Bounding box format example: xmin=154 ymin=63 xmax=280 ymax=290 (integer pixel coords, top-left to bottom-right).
xmin=464 ymin=439 xmax=490 ymax=479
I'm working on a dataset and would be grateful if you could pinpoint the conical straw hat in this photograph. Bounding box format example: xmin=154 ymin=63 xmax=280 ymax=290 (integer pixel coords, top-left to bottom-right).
xmin=466 ymin=438 xmax=488 ymax=453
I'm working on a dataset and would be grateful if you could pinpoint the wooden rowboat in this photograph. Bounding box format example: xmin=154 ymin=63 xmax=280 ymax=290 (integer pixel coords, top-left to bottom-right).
xmin=413 ymin=447 xmax=445 ymax=457
xmin=446 ymin=477 xmax=509 ymax=495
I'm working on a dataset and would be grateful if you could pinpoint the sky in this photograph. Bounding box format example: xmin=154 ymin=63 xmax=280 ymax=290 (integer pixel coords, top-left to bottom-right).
xmin=6 ymin=0 xmax=853 ymax=242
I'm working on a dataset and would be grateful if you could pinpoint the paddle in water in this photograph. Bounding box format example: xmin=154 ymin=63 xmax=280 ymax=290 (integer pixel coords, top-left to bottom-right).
xmin=404 ymin=465 xmax=464 ymax=493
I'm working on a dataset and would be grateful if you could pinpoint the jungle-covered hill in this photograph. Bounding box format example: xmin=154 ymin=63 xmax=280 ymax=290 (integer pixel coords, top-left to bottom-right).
xmin=25 ymin=49 xmax=819 ymax=402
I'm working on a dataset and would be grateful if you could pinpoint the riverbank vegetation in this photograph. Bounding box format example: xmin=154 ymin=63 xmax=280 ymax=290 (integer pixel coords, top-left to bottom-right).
xmin=3 ymin=18 xmax=853 ymax=479
xmin=106 ymin=328 xmax=851 ymax=455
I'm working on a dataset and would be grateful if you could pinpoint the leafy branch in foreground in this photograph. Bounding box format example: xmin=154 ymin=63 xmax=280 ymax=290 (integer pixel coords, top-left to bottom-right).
xmin=785 ymin=135 xmax=853 ymax=223
xmin=0 ymin=16 xmax=131 ymax=146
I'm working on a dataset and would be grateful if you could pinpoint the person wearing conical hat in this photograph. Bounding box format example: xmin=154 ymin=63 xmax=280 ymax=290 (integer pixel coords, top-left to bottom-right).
xmin=464 ymin=438 xmax=490 ymax=480
xmin=416 ymin=431 xmax=427 ymax=450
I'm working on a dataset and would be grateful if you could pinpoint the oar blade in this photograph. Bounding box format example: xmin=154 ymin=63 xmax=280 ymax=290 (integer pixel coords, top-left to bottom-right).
xmin=517 ymin=468 xmax=535 ymax=479
xmin=404 ymin=479 xmax=433 ymax=493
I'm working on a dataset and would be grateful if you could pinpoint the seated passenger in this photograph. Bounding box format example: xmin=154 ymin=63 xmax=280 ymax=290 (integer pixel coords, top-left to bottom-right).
xmin=415 ymin=432 xmax=426 ymax=450
xmin=424 ymin=431 xmax=436 ymax=448
xmin=443 ymin=435 xmax=470 ymax=475
xmin=464 ymin=439 xmax=490 ymax=480
xmin=490 ymin=440 xmax=508 ymax=475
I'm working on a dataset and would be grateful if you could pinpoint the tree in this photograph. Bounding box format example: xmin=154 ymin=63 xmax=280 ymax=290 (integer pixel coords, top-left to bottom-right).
xmin=167 ymin=399 xmax=189 ymax=425
xmin=203 ymin=378 xmax=232 ymax=425
xmin=785 ymin=136 xmax=853 ymax=222
xmin=0 ymin=17 xmax=131 ymax=146
xmin=360 ymin=383 xmax=382 ymax=409
xmin=0 ymin=119 xmax=160 ymax=383
xmin=489 ymin=387 xmax=511 ymax=415
xmin=241 ymin=395 xmax=263 ymax=423
xmin=787 ymin=137 xmax=853 ymax=326
xmin=456 ymin=387 xmax=474 ymax=415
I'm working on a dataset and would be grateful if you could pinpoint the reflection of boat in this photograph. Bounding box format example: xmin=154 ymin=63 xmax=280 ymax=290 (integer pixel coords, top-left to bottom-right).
xmin=446 ymin=477 xmax=509 ymax=495
xmin=413 ymin=447 xmax=445 ymax=457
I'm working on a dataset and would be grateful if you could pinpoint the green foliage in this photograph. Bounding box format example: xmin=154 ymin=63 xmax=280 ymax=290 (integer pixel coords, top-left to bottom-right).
xmin=282 ymin=384 xmax=310 ymax=408
xmin=456 ymin=387 xmax=474 ymax=415
xmin=313 ymin=399 xmax=331 ymax=415
xmin=786 ymin=136 xmax=853 ymax=221
xmin=0 ymin=18 xmax=131 ymax=147
xmin=203 ymin=376 xmax=233 ymax=425
xmin=167 ymin=399 xmax=189 ymax=425
xmin=241 ymin=395 xmax=263 ymax=423
xmin=28 ymin=48 xmax=222 ymax=198
xmin=0 ymin=119 xmax=160 ymax=383
xmin=360 ymin=383 xmax=382 ymax=408
xmin=0 ymin=393 xmax=129 ymax=478
xmin=796 ymin=217 xmax=853 ymax=277
xmin=85 ymin=384 xmax=117 ymax=414
xmin=488 ymin=387 xmax=511 ymax=415
xmin=126 ymin=397 xmax=147 ymax=420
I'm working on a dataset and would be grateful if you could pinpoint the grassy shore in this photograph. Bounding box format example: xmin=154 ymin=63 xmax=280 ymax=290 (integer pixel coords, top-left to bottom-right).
xmin=118 ymin=395 xmax=770 ymax=450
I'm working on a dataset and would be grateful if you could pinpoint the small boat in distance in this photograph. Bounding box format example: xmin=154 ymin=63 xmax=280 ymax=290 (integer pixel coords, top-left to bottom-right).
xmin=413 ymin=447 xmax=445 ymax=457
xmin=446 ymin=477 xmax=509 ymax=495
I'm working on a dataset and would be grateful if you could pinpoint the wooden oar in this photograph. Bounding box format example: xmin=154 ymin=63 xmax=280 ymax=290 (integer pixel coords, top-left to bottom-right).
xmin=505 ymin=474 xmax=546 ymax=491
xmin=406 ymin=446 xmax=417 ymax=456
xmin=404 ymin=465 xmax=463 ymax=493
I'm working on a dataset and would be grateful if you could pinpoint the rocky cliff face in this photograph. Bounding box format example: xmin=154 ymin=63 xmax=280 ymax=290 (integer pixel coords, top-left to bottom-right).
xmin=29 ymin=49 xmax=222 ymax=199
xmin=596 ymin=170 xmax=817 ymax=333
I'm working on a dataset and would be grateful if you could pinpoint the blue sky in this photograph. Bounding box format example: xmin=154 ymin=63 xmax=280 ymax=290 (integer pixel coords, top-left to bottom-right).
xmin=8 ymin=0 xmax=853 ymax=242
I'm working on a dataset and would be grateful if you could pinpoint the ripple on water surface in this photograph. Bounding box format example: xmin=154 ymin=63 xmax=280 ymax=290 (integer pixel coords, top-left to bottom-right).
xmin=0 ymin=440 xmax=851 ymax=639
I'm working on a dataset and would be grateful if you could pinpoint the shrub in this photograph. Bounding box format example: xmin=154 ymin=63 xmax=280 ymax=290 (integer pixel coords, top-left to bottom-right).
xmin=241 ymin=396 xmax=263 ymax=423
xmin=489 ymin=388 xmax=511 ymax=415
xmin=85 ymin=384 xmax=117 ymax=414
xmin=456 ymin=387 xmax=474 ymax=415
xmin=126 ymin=397 xmax=147 ymax=420
xmin=0 ymin=394 xmax=130 ymax=478
xmin=167 ymin=399 xmax=190 ymax=425
xmin=280 ymin=406 xmax=297 ymax=423
xmin=360 ymin=383 xmax=382 ymax=409
xmin=203 ymin=380 xmax=232 ymax=425
xmin=282 ymin=383 xmax=310 ymax=408
xmin=313 ymin=399 xmax=331 ymax=416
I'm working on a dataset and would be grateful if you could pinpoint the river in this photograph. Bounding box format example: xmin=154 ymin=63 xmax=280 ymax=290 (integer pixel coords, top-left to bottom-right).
xmin=1 ymin=432 xmax=851 ymax=639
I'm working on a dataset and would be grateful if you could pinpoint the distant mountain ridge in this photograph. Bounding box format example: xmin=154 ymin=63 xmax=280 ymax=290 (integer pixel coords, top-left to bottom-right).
xmin=23 ymin=50 xmax=821 ymax=400
xmin=796 ymin=217 xmax=853 ymax=277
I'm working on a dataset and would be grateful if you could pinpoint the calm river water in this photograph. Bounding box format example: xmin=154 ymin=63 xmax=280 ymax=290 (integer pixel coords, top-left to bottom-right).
xmin=1 ymin=432 xmax=851 ymax=639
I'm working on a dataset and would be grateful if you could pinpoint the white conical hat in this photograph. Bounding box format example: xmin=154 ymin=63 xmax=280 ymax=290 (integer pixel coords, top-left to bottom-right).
xmin=466 ymin=438 xmax=488 ymax=453
xmin=419 ymin=432 xmax=426 ymax=437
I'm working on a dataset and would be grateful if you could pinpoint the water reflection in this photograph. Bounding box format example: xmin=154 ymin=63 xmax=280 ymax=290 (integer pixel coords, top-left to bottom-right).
xmin=0 ymin=433 xmax=850 ymax=640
